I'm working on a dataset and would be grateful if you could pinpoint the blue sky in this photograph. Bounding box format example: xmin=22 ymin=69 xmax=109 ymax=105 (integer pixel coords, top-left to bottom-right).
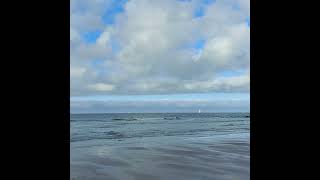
xmin=70 ymin=0 xmax=250 ymax=113
xmin=102 ymin=0 xmax=128 ymax=24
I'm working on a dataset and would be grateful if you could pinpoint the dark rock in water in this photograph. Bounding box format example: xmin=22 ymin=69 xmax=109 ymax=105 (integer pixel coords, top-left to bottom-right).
xmin=245 ymin=115 xmax=250 ymax=118
xmin=106 ymin=131 xmax=117 ymax=135
xmin=164 ymin=117 xmax=180 ymax=120
xmin=112 ymin=118 xmax=139 ymax=121
xmin=112 ymin=118 xmax=125 ymax=121
xmin=106 ymin=131 xmax=125 ymax=139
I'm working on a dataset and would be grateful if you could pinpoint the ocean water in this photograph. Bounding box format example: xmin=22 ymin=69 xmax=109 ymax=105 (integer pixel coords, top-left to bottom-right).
xmin=71 ymin=113 xmax=250 ymax=180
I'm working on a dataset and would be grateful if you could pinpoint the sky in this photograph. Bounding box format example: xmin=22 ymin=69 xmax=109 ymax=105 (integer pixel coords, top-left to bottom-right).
xmin=70 ymin=0 xmax=250 ymax=113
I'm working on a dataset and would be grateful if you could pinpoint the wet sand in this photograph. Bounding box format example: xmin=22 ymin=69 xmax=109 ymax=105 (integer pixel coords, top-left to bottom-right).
xmin=71 ymin=139 xmax=249 ymax=180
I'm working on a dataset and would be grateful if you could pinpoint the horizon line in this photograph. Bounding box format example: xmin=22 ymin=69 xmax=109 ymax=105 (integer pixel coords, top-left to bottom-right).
xmin=70 ymin=111 xmax=250 ymax=115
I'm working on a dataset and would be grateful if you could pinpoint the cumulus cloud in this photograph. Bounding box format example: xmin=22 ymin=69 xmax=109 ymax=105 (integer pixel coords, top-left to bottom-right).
xmin=184 ymin=72 xmax=249 ymax=92
xmin=70 ymin=0 xmax=250 ymax=96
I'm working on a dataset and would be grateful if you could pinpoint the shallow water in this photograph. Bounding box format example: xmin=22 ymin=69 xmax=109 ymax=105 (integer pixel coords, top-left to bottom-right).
xmin=71 ymin=113 xmax=250 ymax=180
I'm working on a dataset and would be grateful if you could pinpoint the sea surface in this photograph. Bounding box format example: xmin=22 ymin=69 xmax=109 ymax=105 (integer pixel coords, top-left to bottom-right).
xmin=71 ymin=113 xmax=250 ymax=180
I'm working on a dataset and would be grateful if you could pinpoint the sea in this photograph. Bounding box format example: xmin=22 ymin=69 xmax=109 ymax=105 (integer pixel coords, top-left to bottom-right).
xmin=71 ymin=113 xmax=250 ymax=180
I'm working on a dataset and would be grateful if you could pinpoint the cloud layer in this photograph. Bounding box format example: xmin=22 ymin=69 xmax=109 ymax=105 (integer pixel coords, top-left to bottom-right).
xmin=71 ymin=99 xmax=250 ymax=113
xmin=70 ymin=0 xmax=250 ymax=96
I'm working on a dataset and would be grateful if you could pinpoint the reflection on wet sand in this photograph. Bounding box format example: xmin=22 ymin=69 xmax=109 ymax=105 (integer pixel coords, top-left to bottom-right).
xmin=71 ymin=140 xmax=249 ymax=180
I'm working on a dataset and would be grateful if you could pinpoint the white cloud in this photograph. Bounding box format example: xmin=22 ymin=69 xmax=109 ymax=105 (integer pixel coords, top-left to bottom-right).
xmin=70 ymin=67 xmax=86 ymax=78
xmin=70 ymin=0 xmax=250 ymax=95
xmin=71 ymin=13 xmax=104 ymax=32
xmin=96 ymin=28 xmax=112 ymax=46
xmin=88 ymin=83 xmax=115 ymax=92
xmin=184 ymin=72 xmax=249 ymax=92
xmin=199 ymin=23 xmax=250 ymax=70
xmin=70 ymin=28 xmax=79 ymax=41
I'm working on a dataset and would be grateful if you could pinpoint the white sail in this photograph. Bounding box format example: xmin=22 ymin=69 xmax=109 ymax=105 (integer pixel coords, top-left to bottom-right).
xmin=198 ymin=109 xmax=201 ymax=113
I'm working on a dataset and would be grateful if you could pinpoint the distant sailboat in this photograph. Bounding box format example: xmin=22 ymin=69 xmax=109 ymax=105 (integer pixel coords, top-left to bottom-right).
xmin=198 ymin=109 xmax=201 ymax=113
